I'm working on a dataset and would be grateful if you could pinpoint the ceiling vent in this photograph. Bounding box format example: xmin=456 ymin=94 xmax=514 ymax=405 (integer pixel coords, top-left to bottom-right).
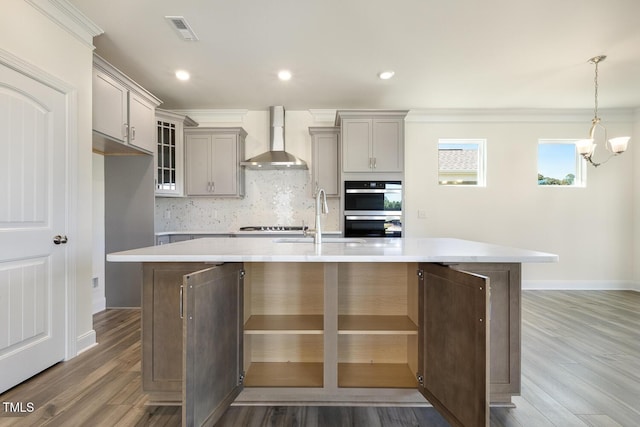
xmin=165 ymin=16 xmax=199 ymax=41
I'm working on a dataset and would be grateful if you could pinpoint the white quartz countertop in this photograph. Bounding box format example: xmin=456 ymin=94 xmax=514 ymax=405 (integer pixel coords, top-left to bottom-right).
xmin=155 ymin=230 xmax=342 ymax=236
xmin=107 ymin=237 xmax=558 ymax=263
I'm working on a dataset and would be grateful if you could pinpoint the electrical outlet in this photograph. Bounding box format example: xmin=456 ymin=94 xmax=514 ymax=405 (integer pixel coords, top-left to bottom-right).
xmin=92 ymin=277 xmax=99 ymax=288
xmin=164 ymin=210 xmax=171 ymax=220
xmin=417 ymin=210 xmax=427 ymax=219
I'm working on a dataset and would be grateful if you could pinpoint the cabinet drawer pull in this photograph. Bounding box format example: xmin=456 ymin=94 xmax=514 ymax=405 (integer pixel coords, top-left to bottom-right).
xmin=179 ymin=285 xmax=184 ymax=319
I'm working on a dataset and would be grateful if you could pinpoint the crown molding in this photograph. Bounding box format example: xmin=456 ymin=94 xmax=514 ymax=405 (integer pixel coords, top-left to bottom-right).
xmin=93 ymin=54 xmax=161 ymax=105
xmin=156 ymin=109 xmax=199 ymax=127
xmin=170 ymin=109 xmax=249 ymax=124
xmin=26 ymin=0 xmax=103 ymax=49
xmin=308 ymin=109 xmax=337 ymax=123
xmin=405 ymin=108 xmax=635 ymax=123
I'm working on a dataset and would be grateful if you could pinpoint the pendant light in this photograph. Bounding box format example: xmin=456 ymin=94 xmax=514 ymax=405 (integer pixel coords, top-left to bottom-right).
xmin=575 ymin=55 xmax=630 ymax=167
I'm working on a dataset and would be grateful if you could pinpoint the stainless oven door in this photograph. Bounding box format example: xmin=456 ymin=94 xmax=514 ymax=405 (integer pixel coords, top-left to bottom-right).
xmin=344 ymin=215 xmax=402 ymax=238
xmin=344 ymin=188 xmax=402 ymax=213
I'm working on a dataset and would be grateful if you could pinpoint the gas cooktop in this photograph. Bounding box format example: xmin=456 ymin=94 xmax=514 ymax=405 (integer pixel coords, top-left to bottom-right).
xmin=238 ymin=225 xmax=308 ymax=232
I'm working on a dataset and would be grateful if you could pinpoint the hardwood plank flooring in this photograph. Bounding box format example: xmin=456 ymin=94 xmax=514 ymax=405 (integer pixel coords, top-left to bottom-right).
xmin=0 ymin=290 xmax=638 ymax=426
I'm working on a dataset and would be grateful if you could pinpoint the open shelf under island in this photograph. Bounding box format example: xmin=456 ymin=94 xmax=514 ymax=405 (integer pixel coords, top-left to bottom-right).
xmin=107 ymin=237 xmax=557 ymax=427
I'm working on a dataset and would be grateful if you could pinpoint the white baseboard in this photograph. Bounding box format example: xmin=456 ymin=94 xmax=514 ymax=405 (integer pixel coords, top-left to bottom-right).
xmin=523 ymin=280 xmax=639 ymax=291
xmin=76 ymin=329 xmax=97 ymax=355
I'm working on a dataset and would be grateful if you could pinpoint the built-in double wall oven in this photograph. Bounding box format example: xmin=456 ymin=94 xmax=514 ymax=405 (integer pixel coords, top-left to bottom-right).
xmin=344 ymin=180 xmax=402 ymax=238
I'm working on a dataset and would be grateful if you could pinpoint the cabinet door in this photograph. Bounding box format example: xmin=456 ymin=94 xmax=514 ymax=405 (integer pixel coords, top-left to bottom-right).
xmin=156 ymin=119 xmax=179 ymax=195
xmin=185 ymin=134 xmax=212 ymax=195
xmin=129 ymin=92 xmax=156 ymax=153
xmin=182 ymin=263 xmax=244 ymax=427
xmin=372 ymin=119 xmax=403 ymax=172
xmin=313 ymin=131 xmax=339 ymax=196
xmin=342 ymin=119 xmax=372 ymax=172
xmin=92 ymin=69 xmax=127 ymax=142
xmin=141 ymin=263 xmax=207 ymax=403
xmin=418 ymin=263 xmax=489 ymax=427
xmin=210 ymin=133 xmax=238 ymax=195
xmin=156 ymin=235 xmax=171 ymax=245
xmin=451 ymin=263 xmax=521 ymax=403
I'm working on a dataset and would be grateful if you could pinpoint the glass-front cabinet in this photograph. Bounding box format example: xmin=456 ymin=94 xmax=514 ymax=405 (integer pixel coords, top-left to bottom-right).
xmin=155 ymin=109 xmax=197 ymax=197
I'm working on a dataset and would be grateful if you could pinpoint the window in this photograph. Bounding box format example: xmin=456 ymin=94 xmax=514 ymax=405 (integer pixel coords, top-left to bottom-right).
xmin=537 ymin=140 xmax=585 ymax=187
xmin=438 ymin=139 xmax=486 ymax=186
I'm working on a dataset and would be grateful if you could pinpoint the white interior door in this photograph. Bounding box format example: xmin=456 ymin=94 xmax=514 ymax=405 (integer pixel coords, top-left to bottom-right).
xmin=0 ymin=62 xmax=67 ymax=393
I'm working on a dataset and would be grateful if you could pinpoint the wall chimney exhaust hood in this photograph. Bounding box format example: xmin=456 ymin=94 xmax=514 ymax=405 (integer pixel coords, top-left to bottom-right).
xmin=241 ymin=106 xmax=308 ymax=170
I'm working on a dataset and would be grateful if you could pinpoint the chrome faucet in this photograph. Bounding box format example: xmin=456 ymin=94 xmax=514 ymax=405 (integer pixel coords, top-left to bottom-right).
xmin=305 ymin=188 xmax=328 ymax=245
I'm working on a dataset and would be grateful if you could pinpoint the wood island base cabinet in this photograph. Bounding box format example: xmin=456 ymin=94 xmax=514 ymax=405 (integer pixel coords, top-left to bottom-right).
xmin=142 ymin=261 xmax=521 ymax=426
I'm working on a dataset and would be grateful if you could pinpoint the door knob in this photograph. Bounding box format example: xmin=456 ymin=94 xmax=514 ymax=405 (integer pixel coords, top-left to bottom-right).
xmin=53 ymin=235 xmax=68 ymax=245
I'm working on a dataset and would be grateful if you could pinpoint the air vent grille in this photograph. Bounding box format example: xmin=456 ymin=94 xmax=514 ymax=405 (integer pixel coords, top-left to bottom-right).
xmin=165 ymin=16 xmax=199 ymax=41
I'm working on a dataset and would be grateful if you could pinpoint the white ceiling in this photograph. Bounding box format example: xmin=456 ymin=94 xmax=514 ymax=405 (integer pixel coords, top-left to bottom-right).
xmin=68 ymin=0 xmax=640 ymax=111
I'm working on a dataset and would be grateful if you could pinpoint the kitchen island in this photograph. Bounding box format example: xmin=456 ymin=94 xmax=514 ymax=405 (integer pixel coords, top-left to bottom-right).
xmin=108 ymin=237 xmax=557 ymax=427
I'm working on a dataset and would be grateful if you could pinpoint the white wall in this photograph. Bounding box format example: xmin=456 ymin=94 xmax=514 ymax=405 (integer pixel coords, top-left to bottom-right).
xmin=405 ymin=110 xmax=636 ymax=290
xmin=1 ymin=0 xmax=97 ymax=353
xmin=92 ymin=154 xmax=105 ymax=313
xmin=633 ymin=109 xmax=640 ymax=289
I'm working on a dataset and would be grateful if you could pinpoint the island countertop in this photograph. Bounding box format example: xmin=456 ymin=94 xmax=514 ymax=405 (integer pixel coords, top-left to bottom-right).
xmin=106 ymin=237 xmax=558 ymax=263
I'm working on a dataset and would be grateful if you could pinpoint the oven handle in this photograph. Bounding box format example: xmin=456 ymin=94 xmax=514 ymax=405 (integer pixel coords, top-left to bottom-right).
xmin=345 ymin=189 xmax=402 ymax=194
xmin=345 ymin=210 xmax=402 ymax=216
xmin=346 ymin=215 xmax=402 ymax=220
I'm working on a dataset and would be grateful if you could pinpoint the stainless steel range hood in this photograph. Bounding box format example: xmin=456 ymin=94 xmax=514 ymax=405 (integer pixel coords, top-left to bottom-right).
xmin=241 ymin=106 xmax=308 ymax=170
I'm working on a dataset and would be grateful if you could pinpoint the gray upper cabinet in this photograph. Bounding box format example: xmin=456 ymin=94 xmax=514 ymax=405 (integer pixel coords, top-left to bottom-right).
xmin=92 ymin=54 xmax=161 ymax=154
xmin=309 ymin=126 xmax=340 ymax=197
xmin=185 ymin=127 xmax=247 ymax=197
xmin=336 ymin=110 xmax=408 ymax=173
xmin=128 ymin=93 xmax=156 ymax=153
xmin=92 ymin=68 xmax=127 ymax=143
xmin=155 ymin=109 xmax=198 ymax=197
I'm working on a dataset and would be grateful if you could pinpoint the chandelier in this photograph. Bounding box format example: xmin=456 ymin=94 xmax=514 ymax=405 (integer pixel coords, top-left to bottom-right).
xmin=575 ymin=55 xmax=630 ymax=167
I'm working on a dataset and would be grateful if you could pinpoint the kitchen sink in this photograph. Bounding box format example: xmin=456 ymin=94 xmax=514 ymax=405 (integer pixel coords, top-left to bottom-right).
xmin=273 ymin=237 xmax=366 ymax=244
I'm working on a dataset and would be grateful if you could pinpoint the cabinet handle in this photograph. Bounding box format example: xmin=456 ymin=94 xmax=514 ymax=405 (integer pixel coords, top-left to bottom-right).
xmin=373 ymin=157 xmax=377 ymax=168
xmin=211 ymin=182 xmax=215 ymax=193
xmin=123 ymin=123 xmax=129 ymax=139
xmin=369 ymin=157 xmax=373 ymax=169
xmin=131 ymin=126 xmax=136 ymax=140
xmin=179 ymin=285 xmax=184 ymax=319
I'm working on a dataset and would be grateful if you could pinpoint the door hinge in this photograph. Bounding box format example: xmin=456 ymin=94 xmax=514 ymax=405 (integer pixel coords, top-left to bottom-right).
xmin=239 ymin=371 xmax=245 ymax=385
xmin=416 ymin=373 xmax=424 ymax=386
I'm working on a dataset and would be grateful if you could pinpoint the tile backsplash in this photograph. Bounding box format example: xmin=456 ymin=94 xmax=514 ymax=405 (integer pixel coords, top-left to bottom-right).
xmin=155 ymin=169 xmax=340 ymax=232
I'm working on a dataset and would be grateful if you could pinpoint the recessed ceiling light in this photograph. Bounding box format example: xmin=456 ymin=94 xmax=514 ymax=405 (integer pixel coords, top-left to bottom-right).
xmin=175 ymin=70 xmax=190 ymax=81
xmin=278 ymin=70 xmax=292 ymax=81
xmin=378 ymin=71 xmax=395 ymax=80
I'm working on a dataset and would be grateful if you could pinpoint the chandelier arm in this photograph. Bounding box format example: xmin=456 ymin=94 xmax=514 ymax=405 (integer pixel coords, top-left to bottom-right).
xmin=582 ymin=151 xmax=618 ymax=168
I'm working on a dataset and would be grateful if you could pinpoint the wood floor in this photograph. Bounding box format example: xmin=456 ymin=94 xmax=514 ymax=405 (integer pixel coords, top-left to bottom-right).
xmin=0 ymin=290 xmax=638 ymax=426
